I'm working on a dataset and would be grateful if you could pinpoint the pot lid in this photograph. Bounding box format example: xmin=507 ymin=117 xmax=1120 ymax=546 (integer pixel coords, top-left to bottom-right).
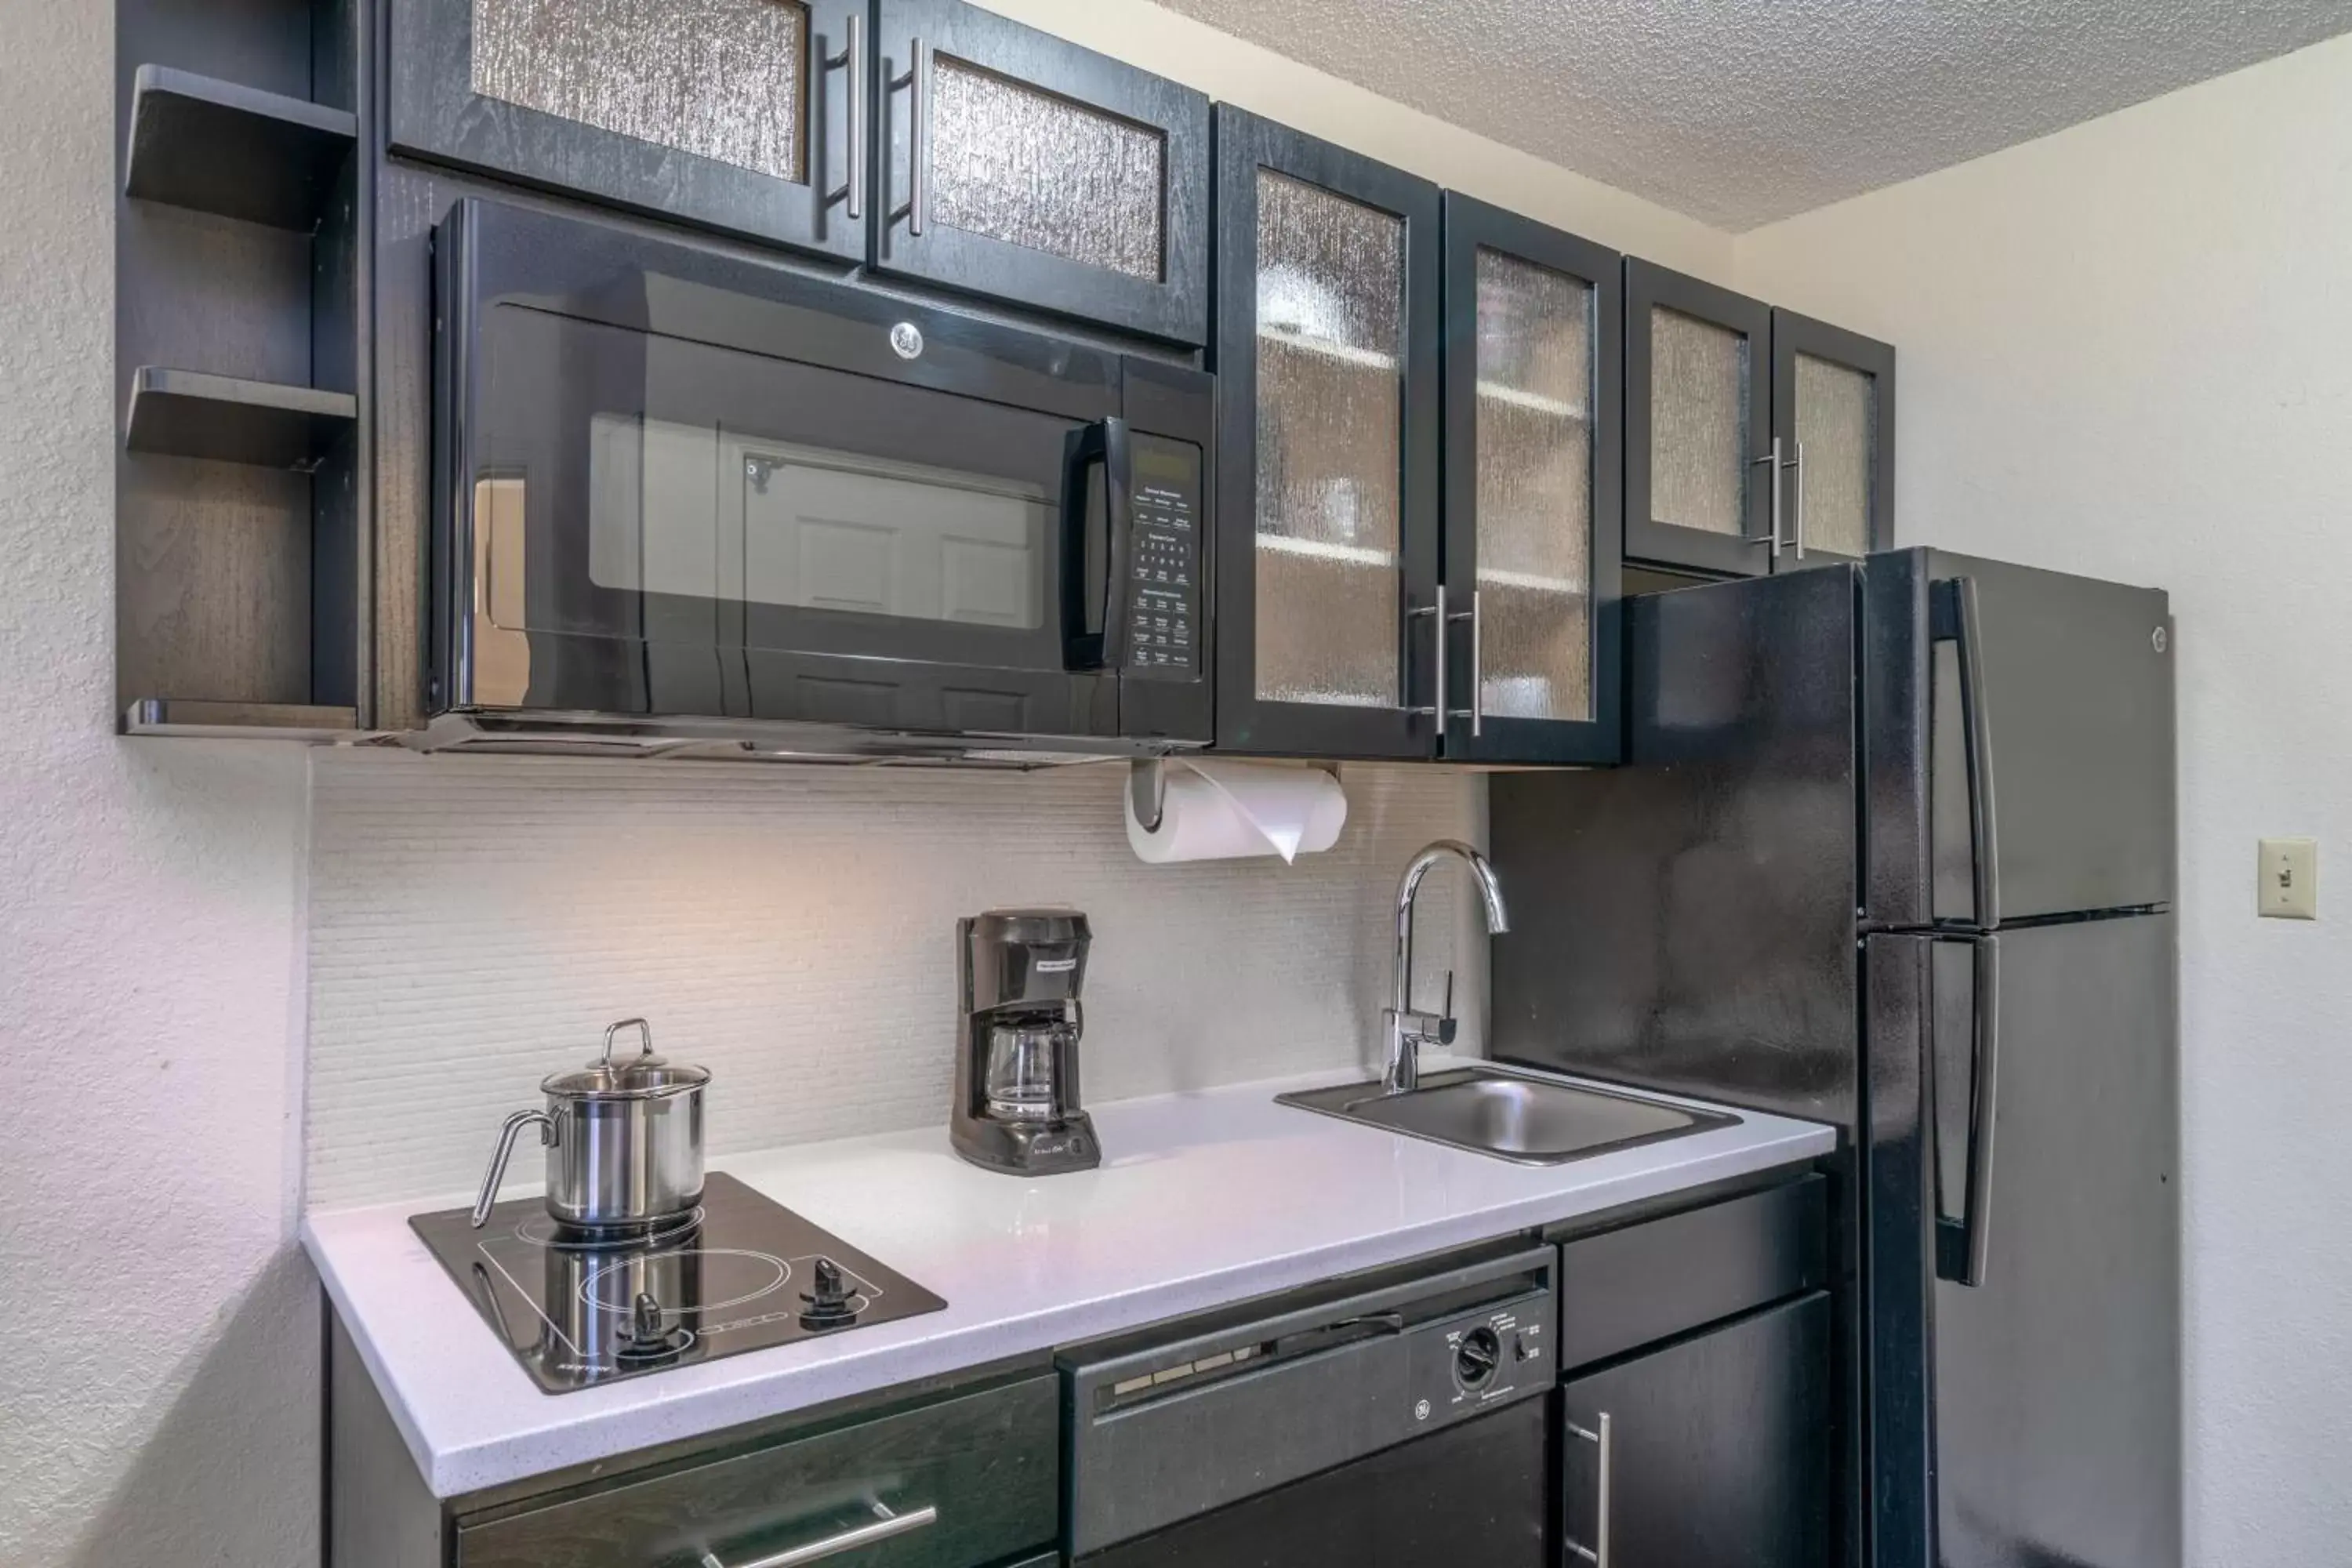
xmin=539 ymin=1018 xmax=711 ymax=1100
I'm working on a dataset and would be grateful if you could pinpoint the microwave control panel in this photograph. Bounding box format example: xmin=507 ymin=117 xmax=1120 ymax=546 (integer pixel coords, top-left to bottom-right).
xmin=1123 ymin=435 xmax=1203 ymax=680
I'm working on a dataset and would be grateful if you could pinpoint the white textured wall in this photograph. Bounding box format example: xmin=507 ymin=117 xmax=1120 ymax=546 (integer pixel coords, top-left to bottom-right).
xmin=304 ymin=754 xmax=1480 ymax=1207
xmin=967 ymin=0 xmax=1737 ymax=280
xmin=0 ymin=2 xmax=317 ymax=1566
xmin=1734 ymin=32 xmax=2352 ymax=1566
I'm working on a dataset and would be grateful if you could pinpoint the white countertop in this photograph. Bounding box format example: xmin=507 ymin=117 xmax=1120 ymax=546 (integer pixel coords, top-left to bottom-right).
xmin=303 ymin=1061 xmax=1835 ymax=1497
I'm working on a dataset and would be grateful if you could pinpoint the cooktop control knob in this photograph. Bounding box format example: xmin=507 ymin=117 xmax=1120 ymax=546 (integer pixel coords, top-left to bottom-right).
xmin=615 ymin=1290 xmax=688 ymax=1363
xmin=1454 ymin=1326 xmax=1502 ymax=1391
xmin=799 ymin=1258 xmax=861 ymax=1331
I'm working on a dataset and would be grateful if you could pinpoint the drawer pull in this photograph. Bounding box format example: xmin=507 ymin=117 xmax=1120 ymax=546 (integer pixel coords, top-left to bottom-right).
xmin=698 ymin=1501 xmax=938 ymax=1568
xmin=1564 ymin=1411 xmax=1612 ymax=1566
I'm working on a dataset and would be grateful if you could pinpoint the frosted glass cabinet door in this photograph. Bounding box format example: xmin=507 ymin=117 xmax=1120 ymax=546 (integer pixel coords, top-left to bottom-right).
xmin=1439 ymin=194 xmax=1622 ymax=765
xmin=1213 ymin=107 xmax=1443 ymax=760
xmin=1624 ymin=259 xmax=1775 ymax=578
xmin=1773 ymin=308 xmax=1896 ymax=565
xmin=876 ymin=0 xmax=1211 ymax=343
xmin=389 ymin=0 xmax=867 ymax=261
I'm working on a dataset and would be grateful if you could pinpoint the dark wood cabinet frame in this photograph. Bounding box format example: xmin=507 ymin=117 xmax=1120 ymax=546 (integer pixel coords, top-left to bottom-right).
xmin=387 ymin=0 xmax=868 ymax=263
xmin=873 ymin=0 xmax=1210 ymax=345
xmin=1623 ymin=258 xmax=1775 ymax=579
xmin=1210 ymin=106 xmax=1443 ymax=760
xmin=1439 ymin=194 xmax=1624 ymax=766
xmin=1771 ymin=307 xmax=1896 ymax=566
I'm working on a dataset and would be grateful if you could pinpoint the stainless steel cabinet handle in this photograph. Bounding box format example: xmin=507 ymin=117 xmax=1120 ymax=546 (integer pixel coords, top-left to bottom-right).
xmin=698 ymin=1501 xmax=938 ymax=1568
xmin=1406 ymin=583 xmax=1448 ymax=732
xmin=1788 ymin=437 xmax=1806 ymax=561
xmin=1444 ymin=590 xmax=1483 ymax=738
xmin=1565 ymin=1411 xmax=1612 ymax=1566
xmin=829 ymin=11 xmax=865 ymax=222
xmin=891 ymin=38 xmax=931 ymax=237
xmin=1749 ymin=436 xmax=1784 ymax=561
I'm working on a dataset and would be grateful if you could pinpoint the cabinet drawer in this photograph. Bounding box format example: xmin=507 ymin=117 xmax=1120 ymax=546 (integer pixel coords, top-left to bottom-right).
xmin=1555 ymin=1174 xmax=1826 ymax=1369
xmin=456 ymin=1374 xmax=1058 ymax=1568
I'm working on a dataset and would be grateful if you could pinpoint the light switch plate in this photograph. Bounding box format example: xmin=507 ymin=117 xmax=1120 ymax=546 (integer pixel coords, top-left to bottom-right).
xmin=2259 ymin=838 xmax=2319 ymax=920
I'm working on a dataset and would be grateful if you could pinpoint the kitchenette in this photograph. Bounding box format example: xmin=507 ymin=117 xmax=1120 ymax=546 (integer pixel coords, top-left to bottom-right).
xmin=85 ymin=0 xmax=2194 ymax=1566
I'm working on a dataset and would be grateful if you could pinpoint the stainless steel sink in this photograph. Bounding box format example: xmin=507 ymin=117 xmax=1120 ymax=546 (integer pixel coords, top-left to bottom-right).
xmin=1276 ymin=1069 xmax=1736 ymax=1165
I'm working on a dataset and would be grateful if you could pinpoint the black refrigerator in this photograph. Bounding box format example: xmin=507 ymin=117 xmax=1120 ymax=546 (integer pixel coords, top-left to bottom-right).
xmin=1490 ymin=549 xmax=2180 ymax=1568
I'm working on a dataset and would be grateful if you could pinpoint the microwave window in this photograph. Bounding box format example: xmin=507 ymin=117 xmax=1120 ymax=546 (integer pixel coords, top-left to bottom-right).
xmin=587 ymin=416 xmax=1048 ymax=629
xmin=477 ymin=303 xmax=1080 ymax=653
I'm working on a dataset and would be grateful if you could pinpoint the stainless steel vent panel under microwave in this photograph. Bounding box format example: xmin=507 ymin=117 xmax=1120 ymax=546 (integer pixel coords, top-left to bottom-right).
xmin=430 ymin=198 xmax=1213 ymax=757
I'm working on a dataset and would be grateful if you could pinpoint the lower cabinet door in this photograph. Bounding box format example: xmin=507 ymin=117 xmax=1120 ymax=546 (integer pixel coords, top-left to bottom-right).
xmin=1560 ymin=1293 xmax=1833 ymax=1568
xmin=1080 ymin=1396 xmax=1549 ymax=1568
xmin=454 ymin=1375 xmax=1058 ymax=1568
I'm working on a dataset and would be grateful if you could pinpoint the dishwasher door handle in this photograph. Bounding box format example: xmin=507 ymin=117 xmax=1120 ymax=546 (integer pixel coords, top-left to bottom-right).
xmin=1266 ymin=1312 xmax=1406 ymax=1359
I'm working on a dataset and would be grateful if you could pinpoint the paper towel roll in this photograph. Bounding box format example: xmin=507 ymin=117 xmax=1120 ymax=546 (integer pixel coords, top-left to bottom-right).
xmin=1126 ymin=760 xmax=1348 ymax=865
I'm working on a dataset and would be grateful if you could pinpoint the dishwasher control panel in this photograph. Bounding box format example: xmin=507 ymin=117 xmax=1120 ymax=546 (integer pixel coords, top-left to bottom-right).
xmin=1414 ymin=1300 xmax=1547 ymax=1417
xmin=1060 ymin=1243 xmax=1557 ymax=1557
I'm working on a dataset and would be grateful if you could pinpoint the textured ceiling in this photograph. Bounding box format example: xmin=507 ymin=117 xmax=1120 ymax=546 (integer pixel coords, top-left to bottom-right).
xmin=1156 ymin=0 xmax=2352 ymax=229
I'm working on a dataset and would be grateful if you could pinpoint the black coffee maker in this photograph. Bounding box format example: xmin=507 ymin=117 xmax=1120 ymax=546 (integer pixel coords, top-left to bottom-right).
xmin=952 ymin=909 xmax=1099 ymax=1175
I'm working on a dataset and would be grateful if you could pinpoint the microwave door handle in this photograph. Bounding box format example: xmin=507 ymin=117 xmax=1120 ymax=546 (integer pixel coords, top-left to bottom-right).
xmin=1098 ymin=418 xmax=1134 ymax=668
xmin=1060 ymin=418 xmax=1131 ymax=671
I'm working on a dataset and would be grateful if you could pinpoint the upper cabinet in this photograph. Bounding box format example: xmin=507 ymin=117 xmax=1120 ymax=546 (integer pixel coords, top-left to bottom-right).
xmin=1771 ymin=307 xmax=1896 ymax=564
xmin=1211 ymin=108 xmax=1442 ymax=760
xmin=389 ymin=0 xmax=1211 ymax=341
xmin=390 ymin=0 xmax=869 ymax=262
xmin=1440 ymin=195 xmax=1623 ymax=765
xmin=871 ymin=0 xmax=1210 ymax=343
xmin=1625 ymin=259 xmax=1894 ymax=577
xmin=1212 ymin=111 xmax=1623 ymax=764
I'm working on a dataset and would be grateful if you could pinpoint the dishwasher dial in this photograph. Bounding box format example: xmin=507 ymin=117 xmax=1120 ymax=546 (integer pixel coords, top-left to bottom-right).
xmin=1454 ymin=1327 xmax=1502 ymax=1391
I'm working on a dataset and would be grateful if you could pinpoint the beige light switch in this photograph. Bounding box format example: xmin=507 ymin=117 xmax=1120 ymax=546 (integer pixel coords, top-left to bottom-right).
xmin=2259 ymin=838 xmax=2319 ymax=920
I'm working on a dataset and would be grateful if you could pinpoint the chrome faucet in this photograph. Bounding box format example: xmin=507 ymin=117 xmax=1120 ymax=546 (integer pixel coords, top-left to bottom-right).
xmin=1383 ymin=840 xmax=1510 ymax=1095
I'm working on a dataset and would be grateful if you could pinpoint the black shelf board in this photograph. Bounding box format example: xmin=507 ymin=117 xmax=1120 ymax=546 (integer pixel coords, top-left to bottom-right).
xmin=122 ymin=699 xmax=360 ymax=740
xmin=125 ymin=367 xmax=356 ymax=469
xmin=124 ymin=64 xmax=357 ymax=231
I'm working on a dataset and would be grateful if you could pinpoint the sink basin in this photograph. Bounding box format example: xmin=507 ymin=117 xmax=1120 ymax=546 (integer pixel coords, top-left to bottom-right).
xmin=1276 ymin=1069 xmax=1736 ymax=1165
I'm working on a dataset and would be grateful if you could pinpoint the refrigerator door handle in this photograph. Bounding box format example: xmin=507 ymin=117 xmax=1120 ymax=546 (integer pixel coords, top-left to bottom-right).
xmin=1933 ymin=575 xmax=2002 ymax=928
xmin=1937 ymin=935 xmax=2002 ymax=1287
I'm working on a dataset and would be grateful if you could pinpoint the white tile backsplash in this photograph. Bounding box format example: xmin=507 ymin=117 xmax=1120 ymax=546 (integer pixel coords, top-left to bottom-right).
xmin=303 ymin=751 xmax=1486 ymax=1208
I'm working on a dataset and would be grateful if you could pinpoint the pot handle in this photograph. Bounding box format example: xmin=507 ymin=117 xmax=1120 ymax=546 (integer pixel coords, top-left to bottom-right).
xmin=604 ymin=1017 xmax=654 ymax=1065
xmin=471 ymin=1108 xmax=557 ymax=1229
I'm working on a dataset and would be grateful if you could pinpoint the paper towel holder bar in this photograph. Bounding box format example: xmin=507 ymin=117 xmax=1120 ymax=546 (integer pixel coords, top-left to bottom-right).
xmin=1130 ymin=757 xmax=1345 ymax=834
xmin=1131 ymin=758 xmax=1168 ymax=832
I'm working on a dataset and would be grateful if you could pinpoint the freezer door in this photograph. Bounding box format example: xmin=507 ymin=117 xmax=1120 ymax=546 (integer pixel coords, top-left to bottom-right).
xmin=1929 ymin=916 xmax=2181 ymax=1568
xmin=1864 ymin=550 xmax=2176 ymax=927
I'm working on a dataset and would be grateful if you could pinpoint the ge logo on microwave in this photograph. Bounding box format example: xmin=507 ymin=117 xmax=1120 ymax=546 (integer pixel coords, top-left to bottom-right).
xmin=889 ymin=322 xmax=924 ymax=360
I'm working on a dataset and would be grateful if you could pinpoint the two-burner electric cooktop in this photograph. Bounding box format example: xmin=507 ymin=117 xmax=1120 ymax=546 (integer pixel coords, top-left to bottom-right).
xmin=411 ymin=1174 xmax=946 ymax=1393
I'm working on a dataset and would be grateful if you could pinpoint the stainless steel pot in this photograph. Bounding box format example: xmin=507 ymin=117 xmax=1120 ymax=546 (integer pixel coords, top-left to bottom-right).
xmin=470 ymin=1018 xmax=710 ymax=1230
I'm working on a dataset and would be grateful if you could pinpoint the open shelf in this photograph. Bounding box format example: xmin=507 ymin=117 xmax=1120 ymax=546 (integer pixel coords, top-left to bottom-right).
xmin=125 ymin=367 xmax=356 ymax=469
xmin=124 ymin=65 xmax=356 ymax=231
xmin=123 ymin=699 xmax=359 ymax=741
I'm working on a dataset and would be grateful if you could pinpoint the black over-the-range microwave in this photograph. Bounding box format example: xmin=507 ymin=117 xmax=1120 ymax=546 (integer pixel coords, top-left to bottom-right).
xmin=426 ymin=198 xmax=1213 ymax=760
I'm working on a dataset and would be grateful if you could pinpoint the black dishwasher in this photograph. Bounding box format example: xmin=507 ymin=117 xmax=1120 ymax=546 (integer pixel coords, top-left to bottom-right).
xmin=1061 ymin=1244 xmax=1555 ymax=1566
